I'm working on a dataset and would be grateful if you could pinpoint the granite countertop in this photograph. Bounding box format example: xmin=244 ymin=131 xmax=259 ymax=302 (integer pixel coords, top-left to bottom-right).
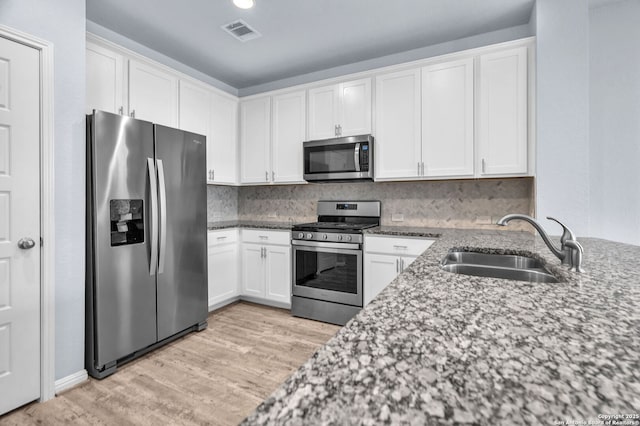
xmin=207 ymin=220 xmax=293 ymax=231
xmin=242 ymin=228 xmax=640 ymax=425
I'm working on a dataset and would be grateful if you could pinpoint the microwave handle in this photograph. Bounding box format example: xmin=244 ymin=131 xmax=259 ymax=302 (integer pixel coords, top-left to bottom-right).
xmin=354 ymin=143 xmax=361 ymax=172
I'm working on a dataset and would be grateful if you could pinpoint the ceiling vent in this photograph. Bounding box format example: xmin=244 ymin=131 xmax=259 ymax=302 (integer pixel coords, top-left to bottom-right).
xmin=222 ymin=20 xmax=262 ymax=42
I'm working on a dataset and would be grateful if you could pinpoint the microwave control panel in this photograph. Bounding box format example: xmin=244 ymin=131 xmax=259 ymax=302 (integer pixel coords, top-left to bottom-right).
xmin=360 ymin=144 xmax=369 ymax=171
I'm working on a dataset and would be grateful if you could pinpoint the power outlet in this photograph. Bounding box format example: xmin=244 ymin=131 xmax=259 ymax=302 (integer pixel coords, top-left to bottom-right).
xmin=391 ymin=213 xmax=404 ymax=222
xmin=475 ymin=216 xmax=493 ymax=225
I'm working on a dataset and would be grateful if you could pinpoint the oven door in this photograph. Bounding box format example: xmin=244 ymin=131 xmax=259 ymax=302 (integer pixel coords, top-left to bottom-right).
xmin=292 ymin=241 xmax=363 ymax=307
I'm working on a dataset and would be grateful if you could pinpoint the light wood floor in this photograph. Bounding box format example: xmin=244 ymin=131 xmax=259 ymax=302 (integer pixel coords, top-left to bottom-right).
xmin=0 ymin=302 xmax=340 ymax=426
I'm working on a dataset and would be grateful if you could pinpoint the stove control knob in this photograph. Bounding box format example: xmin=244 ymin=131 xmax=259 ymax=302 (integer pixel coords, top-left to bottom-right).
xmin=346 ymin=235 xmax=352 ymax=241
xmin=322 ymin=234 xmax=328 ymax=240
xmin=306 ymin=233 xmax=313 ymax=239
xmin=337 ymin=235 xmax=343 ymax=241
xmin=297 ymin=232 xmax=304 ymax=239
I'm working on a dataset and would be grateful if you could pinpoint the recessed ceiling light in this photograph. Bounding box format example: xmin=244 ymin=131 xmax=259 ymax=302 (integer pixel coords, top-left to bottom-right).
xmin=233 ymin=0 xmax=255 ymax=9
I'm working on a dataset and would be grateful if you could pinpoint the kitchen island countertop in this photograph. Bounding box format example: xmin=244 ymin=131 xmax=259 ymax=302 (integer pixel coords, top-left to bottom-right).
xmin=241 ymin=227 xmax=640 ymax=425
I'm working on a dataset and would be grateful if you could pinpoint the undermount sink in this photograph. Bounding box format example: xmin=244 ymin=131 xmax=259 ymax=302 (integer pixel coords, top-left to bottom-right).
xmin=440 ymin=250 xmax=559 ymax=283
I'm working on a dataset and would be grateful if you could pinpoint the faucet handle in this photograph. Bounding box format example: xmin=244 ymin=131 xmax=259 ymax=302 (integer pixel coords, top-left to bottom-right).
xmin=546 ymin=216 xmax=576 ymax=247
xmin=564 ymin=239 xmax=585 ymax=273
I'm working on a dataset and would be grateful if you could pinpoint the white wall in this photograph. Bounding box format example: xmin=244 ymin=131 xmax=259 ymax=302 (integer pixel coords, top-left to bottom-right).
xmin=0 ymin=0 xmax=86 ymax=380
xmin=589 ymin=0 xmax=640 ymax=245
xmin=535 ymin=0 xmax=591 ymax=237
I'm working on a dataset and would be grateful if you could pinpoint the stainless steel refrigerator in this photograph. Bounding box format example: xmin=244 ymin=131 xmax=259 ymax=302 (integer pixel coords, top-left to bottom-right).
xmin=86 ymin=110 xmax=208 ymax=379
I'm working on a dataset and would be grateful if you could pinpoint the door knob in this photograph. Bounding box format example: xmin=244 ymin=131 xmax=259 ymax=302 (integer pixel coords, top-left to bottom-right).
xmin=18 ymin=237 xmax=36 ymax=250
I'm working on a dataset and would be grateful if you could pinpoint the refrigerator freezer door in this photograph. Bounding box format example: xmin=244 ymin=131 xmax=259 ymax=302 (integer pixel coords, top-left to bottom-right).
xmin=154 ymin=125 xmax=208 ymax=341
xmin=90 ymin=111 xmax=158 ymax=368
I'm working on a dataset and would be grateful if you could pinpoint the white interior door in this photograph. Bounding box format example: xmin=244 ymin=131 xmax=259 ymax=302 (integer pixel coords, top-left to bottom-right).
xmin=0 ymin=36 xmax=41 ymax=415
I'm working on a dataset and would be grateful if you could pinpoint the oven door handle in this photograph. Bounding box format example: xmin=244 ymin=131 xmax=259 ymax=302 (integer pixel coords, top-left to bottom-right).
xmin=292 ymin=240 xmax=361 ymax=250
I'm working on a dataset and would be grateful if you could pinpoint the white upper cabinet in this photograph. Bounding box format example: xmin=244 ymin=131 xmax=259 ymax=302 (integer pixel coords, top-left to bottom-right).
xmin=272 ymin=90 xmax=306 ymax=183
xmin=179 ymin=81 xmax=238 ymax=185
xmin=339 ymin=78 xmax=372 ymax=137
xmin=128 ymin=59 xmax=178 ymax=127
xmin=308 ymin=78 xmax=372 ymax=140
xmin=307 ymin=85 xmax=338 ymax=140
xmin=86 ymin=43 xmax=125 ymax=115
xmin=179 ymin=80 xmax=211 ymax=164
xmin=240 ymin=96 xmax=271 ymax=184
xmin=210 ymin=92 xmax=238 ymax=184
xmin=477 ymin=46 xmax=528 ymax=176
xmin=422 ymin=58 xmax=474 ymax=178
xmin=375 ymin=68 xmax=422 ymax=179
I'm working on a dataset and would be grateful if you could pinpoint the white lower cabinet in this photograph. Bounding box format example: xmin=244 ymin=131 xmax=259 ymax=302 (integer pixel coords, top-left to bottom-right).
xmin=363 ymin=236 xmax=435 ymax=305
xmin=207 ymin=229 xmax=240 ymax=310
xmin=241 ymin=229 xmax=291 ymax=306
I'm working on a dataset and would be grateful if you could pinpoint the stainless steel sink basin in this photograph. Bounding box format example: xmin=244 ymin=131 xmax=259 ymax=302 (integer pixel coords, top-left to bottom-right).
xmin=440 ymin=251 xmax=559 ymax=283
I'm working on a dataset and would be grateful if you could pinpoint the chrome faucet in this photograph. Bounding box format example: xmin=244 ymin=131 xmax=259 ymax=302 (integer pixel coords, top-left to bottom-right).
xmin=496 ymin=214 xmax=584 ymax=273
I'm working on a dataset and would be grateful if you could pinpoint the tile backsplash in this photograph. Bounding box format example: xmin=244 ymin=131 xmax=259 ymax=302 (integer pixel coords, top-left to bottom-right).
xmin=207 ymin=185 xmax=239 ymax=222
xmin=209 ymin=177 xmax=534 ymax=230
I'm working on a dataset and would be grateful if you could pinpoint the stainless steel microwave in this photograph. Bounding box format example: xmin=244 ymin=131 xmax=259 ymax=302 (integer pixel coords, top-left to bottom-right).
xmin=303 ymin=134 xmax=373 ymax=182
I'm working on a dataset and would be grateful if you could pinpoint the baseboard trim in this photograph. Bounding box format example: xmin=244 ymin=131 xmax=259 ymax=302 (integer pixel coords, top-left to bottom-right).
xmin=239 ymin=296 xmax=291 ymax=310
xmin=54 ymin=369 xmax=88 ymax=395
xmin=208 ymin=296 xmax=241 ymax=312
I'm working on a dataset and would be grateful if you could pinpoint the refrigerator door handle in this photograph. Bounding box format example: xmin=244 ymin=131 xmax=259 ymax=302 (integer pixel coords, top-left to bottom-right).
xmin=157 ymin=159 xmax=168 ymax=274
xmin=147 ymin=158 xmax=159 ymax=275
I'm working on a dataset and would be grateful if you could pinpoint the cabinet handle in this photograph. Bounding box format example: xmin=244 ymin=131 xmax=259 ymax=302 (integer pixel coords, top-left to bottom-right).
xmin=216 ymin=236 xmax=227 ymax=240
xmin=265 ymin=171 xmax=268 ymax=182
xmin=118 ymin=106 xmax=124 ymax=115
xmin=130 ymin=109 xmax=136 ymax=118
xmin=421 ymin=162 xmax=425 ymax=176
xmin=482 ymin=158 xmax=486 ymax=174
xmin=212 ymin=169 xmax=215 ymax=181
xmin=393 ymin=245 xmax=408 ymax=250
xmin=259 ymin=235 xmax=268 ymax=240
xmin=417 ymin=162 xmax=420 ymax=176
xmin=272 ymin=171 xmax=275 ymax=181
xmin=401 ymin=258 xmax=405 ymax=271
xmin=338 ymin=125 xmax=342 ymax=136
xmin=334 ymin=125 xmax=338 ymax=136
xmin=396 ymin=258 xmax=399 ymax=273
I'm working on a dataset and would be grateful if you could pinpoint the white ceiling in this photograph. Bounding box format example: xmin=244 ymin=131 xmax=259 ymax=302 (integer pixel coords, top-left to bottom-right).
xmin=86 ymin=0 xmax=535 ymax=90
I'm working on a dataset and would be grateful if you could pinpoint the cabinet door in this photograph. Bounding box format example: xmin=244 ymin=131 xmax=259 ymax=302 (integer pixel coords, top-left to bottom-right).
xmin=375 ymin=69 xmax=422 ymax=179
xmin=363 ymin=253 xmax=399 ymax=306
xmin=208 ymin=243 xmax=239 ymax=308
xmin=339 ymin=78 xmax=372 ymax=137
xmin=241 ymin=245 xmax=265 ymax=297
xmin=308 ymin=85 xmax=338 ymax=140
xmin=128 ymin=59 xmax=178 ymax=127
xmin=265 ymin=245 xmax=291 ymax=305
xmin=179 ymin=80 xmax=212 ymax=181
xmin=240 ymin=97 xmax=271 ymax=183
xmin=400 ymin=256 xmax=418 ymax=272
xmin=86 ymin=43 xmax=125 ymax=115
xmin=478 ymin=47 xmax=528 ymax=176
xmin=422 ymin=58 xmax=474 ymax=177
xmin=211 ymin=92 xmax=238 ymax=184
xmin=272 ymin=91 xmax=306 ymax=183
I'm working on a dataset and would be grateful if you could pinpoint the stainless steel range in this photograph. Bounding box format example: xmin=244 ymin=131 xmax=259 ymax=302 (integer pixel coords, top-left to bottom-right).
xmin=291 ymin=200 xmax=381 ymax=325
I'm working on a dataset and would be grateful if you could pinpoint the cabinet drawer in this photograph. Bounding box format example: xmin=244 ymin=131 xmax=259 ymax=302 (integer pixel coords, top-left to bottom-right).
xmin=364 ymin=235 xmax=435 ymax=256
xmin=241 ymin=229 xmax=291 ymax=246
xmin=208 ymin=229 xmax=238 ymax=247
